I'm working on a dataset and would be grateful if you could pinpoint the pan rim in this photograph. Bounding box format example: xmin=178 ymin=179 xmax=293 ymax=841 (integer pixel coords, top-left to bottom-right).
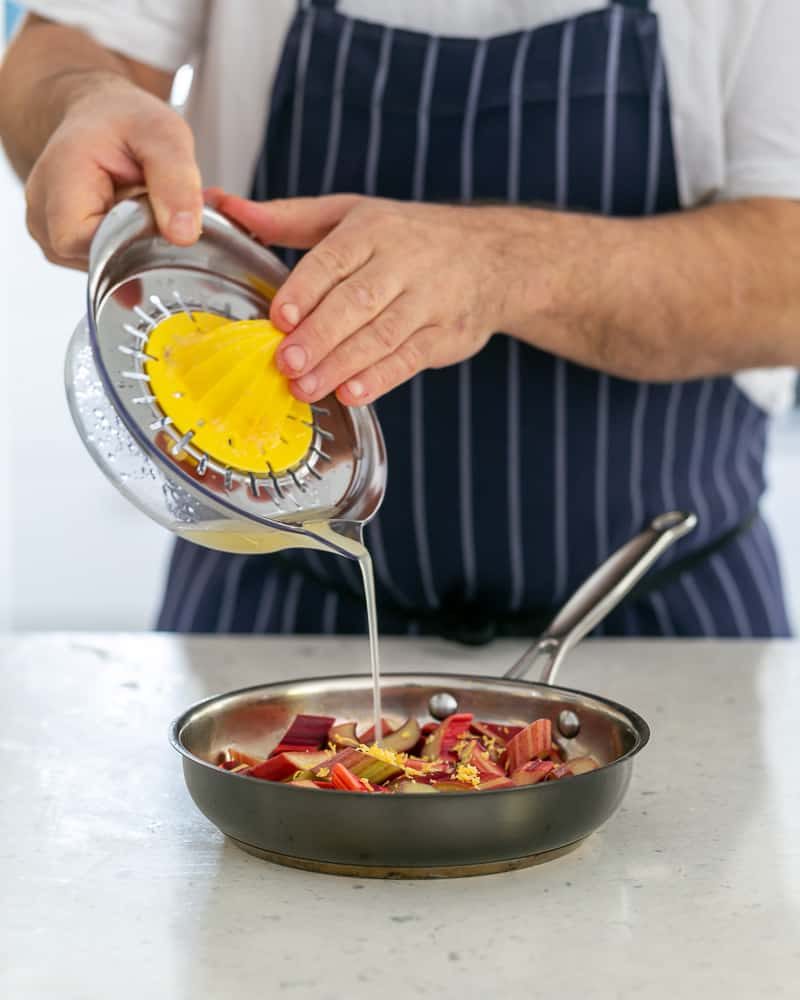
xmin=169 ymin=671 xmax=650 ymax=799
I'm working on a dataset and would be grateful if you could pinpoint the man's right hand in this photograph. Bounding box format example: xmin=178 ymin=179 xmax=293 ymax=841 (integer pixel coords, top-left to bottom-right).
xmin=23 ymin=72 xmax=203 ymax=270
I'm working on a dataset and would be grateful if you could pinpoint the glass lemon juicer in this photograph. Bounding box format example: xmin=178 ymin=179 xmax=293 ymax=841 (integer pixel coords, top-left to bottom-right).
xmin=65 ymin=198 xmax=387 ymax=560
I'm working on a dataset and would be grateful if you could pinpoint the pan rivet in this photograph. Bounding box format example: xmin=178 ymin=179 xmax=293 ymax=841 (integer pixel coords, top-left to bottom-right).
xmin=428 ymin=692 xmax=459 ymax=720
xmin=558 ymin=709 xmax=581 ymax=738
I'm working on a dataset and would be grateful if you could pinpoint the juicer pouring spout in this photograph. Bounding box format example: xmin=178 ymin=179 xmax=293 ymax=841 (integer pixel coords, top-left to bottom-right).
xmin=301 ymin=519 xmax=366 ymax=560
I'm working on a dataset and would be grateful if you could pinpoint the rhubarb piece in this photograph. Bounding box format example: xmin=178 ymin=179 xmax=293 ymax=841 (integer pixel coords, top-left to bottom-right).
xmin=469 ymin=722 xmax=508 ymax=762
xmin=470 ymin=720 xmax=507 ymax=746
xmin=357 ymin=718 xmax=393 ymax=744
xmin=566 ymin=756 xmax=600 ymax=775
xmin=381 ymin=718 xmax=422 ymax=754
xmin=351 ymin=754 xmax=404 ymax=785
xmin=476 ymin=776 xmax=514 ymax=791
xmin=330 ymin=763 xmax=370 ymax=792
xmin=328 ymin=721 xmax=359 ymax=749
xmin=511 ymin=759 xmax=555 ymax=786
xmin=411 ymin=721 xmax=438 ymax=756
xmin=506 ymin=718 xmax=553 ymax=774
xmin=311 ymin=746 xmax=404 ymax=785
xmin=404 ymin=757 xmax=454 ymax=781
xmin=311 ymin=747 xmax=365 ymax=776
xmin=393 ymin=780 xmax=439 ymax=794
xmin=429 ymin=779 xmax=477 ymax=792
xmin=421 ymin=713 xmax=474 ymax=761
xmin=270 ymin=714 xmax=336 ymax=756
xmin=478 ymin=722 xmax=523 ymax=742
xmin=548 ymin=763 xmax=574 ymax=780
xmin=246 ymin=750 xmax=333 ymax=782
xmin=458 ymin=741 xmax=506 ymax=781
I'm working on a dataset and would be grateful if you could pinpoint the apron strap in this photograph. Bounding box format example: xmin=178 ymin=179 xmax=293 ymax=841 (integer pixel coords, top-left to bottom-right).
xmin=613 ymin=0 xmax=650 ymax=8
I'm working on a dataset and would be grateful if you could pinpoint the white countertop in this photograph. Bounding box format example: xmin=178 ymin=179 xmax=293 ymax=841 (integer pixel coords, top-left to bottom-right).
xmin=1 ymin=634 xmax=799 ymax=1000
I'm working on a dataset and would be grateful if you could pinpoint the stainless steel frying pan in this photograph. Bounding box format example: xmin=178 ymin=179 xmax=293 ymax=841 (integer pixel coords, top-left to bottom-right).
xmin=171 ymin=511 xmax=695 ymax=878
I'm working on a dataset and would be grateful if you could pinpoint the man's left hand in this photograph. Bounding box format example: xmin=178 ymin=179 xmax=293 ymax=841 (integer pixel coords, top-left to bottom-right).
xmin=212 ymin=192 xmax=523 ymax=404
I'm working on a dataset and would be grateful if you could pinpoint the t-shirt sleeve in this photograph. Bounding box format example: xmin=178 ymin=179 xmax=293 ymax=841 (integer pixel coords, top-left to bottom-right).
xmin=22 ymin=0 xmax=207 ymax=73
xmin=721 ymin=0 xmax=800 ymax=201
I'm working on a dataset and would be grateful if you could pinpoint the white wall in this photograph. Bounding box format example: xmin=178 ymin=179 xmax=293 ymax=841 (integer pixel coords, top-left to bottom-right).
xmin=1 ymin=154 xmax=171 ymax=630
xmin=0 ymin=152 xmax=11 ymax=630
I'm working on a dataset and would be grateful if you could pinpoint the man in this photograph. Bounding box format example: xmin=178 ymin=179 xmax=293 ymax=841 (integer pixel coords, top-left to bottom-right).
xmin=2 ymin=0 xmax=799 ymax=638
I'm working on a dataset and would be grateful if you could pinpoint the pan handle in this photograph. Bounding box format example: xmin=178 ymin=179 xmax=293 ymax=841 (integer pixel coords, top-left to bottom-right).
xmin=503 ymin=511 xmax=696 ymax=686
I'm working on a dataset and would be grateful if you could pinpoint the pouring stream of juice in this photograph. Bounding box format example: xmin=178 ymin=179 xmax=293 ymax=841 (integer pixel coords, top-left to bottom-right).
xmin=180 ymin=521 xmax=384 ymax=743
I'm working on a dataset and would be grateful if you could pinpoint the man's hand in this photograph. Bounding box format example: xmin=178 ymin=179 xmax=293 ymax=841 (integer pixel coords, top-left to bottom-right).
xmin=214 ymin=193 xmax=524 ymax=405
xmin=215 ymin=192 xmax=800 ymax=395
xmin=0 ymin=15 xmax=203 ymax=270
xmin=24 ymin=73 xmax=202 ymax=269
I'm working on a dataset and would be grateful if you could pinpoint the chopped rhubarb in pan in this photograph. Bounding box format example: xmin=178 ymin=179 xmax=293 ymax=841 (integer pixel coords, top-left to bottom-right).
xmin=429 ymin=779 xmax=478 ymax=792
xmin=310 ymin=747 xmax=364 ymax=776
xmin=246 ymin=750 xmax=333 ymax=781
xmin=392 ymin=780 xmax=440 ymax=794
xmin=270 ymin=714 xmax=336 ymax=756
xmin=404 ymin=757 xmax=455 ymax=781
xmin=457 ymin=741 xmax=506 ymax=781
xmin=218 ymin=710 xmax=600 ymax=793
xmin=381 ymin=718 xmax=422 ymax=753
xmin=328 ymin=721 xmax=359 ymax=749
xmin=511 ymin=759 xmax=555 ymax=786
xmin=330 ymin=763 xmax=370 ymax=792
xmin=421 ymin=713 xmax=474 ymax=761
xmin=477 ymin=776 xmax=514 ymax=790
xmin=476 ymin=722 xmax=523 ymax=743
xmin=506 ymin=718 xmax=553 ymax=774
xmin=349 ymin=751 xmax=404 ymax=785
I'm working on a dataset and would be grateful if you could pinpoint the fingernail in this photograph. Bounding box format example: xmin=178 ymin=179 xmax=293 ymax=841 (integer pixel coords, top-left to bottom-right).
xmin=170 ymin=211 xmax=200 ymax=242
xmin=295 ymin=373 xmax=317 ymax=396
xmin=281 ymin=344 xmax=308 ymax=373
xmin=346 ymin=379 xmax=366 ymax=399
xmin=281 ymin=303 xmax=301 ymax=327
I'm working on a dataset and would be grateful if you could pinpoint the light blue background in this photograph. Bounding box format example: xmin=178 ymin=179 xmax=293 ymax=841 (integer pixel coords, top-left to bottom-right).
xmin=6 ymin=2 xmax=24 ymax=37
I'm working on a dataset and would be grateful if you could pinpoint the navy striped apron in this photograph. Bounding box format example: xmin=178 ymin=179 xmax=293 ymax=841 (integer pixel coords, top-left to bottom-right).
xmin=158 ymin=0 xmax=791 ymax=638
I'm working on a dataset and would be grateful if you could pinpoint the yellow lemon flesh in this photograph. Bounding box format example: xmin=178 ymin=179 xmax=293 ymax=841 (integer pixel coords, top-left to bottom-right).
xmin=145 ymin=312 xmax=313 ymax=474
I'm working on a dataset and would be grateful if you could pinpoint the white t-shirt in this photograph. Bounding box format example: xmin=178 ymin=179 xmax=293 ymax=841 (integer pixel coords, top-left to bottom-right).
xmin=23 ymin=0 xmax=800 ymax=411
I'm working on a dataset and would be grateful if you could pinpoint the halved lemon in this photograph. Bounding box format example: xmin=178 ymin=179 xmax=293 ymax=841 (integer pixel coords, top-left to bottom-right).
xmin=145 ymin=313 xmax=313 ymax=474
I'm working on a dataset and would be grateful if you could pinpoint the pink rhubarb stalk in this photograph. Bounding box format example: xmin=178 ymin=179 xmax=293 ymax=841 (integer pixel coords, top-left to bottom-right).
xmin=506 ymin=718 xmax=553 ymax=774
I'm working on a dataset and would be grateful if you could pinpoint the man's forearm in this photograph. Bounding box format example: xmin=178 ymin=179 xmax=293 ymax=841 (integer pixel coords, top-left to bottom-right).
xmin=503 ymin=197 xmax=800 ymax=379
xmin=0 ymin=15 xmax=171 ymax=179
